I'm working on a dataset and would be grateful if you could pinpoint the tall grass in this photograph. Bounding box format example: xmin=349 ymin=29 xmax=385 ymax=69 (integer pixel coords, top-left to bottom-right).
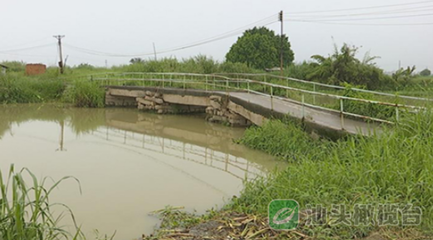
xmin=62 ymin=80 xmax=105 ymax=108
xmin=0 ymin=164 xmax=81 ymax=240
xmin=237 ymin=119 xmax=320 ymax=162
xmin=118 ymin=56 xmax=255 ymax=74
xmin=0 ymin=74 xmax=66 ymax=103
xmin=232 ymin=110 xmax=433 ymax=237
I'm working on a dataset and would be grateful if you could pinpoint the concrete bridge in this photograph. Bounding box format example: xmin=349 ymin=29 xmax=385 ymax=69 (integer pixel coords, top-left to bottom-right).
xmin=90 ymin=72 xmax=427 ymax=137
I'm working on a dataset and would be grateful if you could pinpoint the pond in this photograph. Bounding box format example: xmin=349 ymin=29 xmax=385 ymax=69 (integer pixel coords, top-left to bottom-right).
xmin=0 ymin=104 xmax=281 ymax=239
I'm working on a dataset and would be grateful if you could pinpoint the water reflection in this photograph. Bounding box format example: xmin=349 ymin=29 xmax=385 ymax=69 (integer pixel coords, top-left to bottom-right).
xmin=0 ymin=104 xmax=279 ymax=239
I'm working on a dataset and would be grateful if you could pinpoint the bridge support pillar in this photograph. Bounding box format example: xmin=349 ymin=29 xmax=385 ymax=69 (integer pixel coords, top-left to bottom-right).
xmin=136 ymin=91 xmax=205 ymax=114
xmin=106 ymin=92 xmax=137 ymax=107
xmin=206 ymin=95 xmax=251 ymax=127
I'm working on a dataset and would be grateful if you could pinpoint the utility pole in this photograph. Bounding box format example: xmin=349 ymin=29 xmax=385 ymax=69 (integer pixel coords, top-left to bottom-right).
xmin=153 ymin=42 xmax=157 ymax=61
xmin=53 ymin=35 xmax=65 ymax=74
xmin=279 ymin=10 xmax=284 ymax=76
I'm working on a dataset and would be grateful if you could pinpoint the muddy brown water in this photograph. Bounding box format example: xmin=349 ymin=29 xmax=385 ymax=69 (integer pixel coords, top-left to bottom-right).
xmin=0 ymin=104 xmax=282 ymax=240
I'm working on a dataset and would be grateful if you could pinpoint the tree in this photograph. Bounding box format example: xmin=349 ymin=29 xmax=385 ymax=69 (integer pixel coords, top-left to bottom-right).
xmin=130 ymin=58 xmax=144 ymax=64
xmin=307 ymin=43 xmax=392 ymax=89
xmin=392 ymin=66 xmax=416 ymax=87
xmin=75 ymin=63 xmax=95 ymax=70
xmin=420 ymin=68 xmax=431 ymax=76
xmin=225 ymin=27 xmax=294 ymax=70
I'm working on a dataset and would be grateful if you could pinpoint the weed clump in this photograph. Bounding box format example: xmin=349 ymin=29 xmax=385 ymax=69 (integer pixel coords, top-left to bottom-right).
xmin=62 ymin=80 xmax=105 ymax=108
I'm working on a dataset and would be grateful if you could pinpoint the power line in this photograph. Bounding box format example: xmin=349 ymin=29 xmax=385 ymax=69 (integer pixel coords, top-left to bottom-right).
xmin=0 ymin=43 xmax=54 ymax=53
xmin=285 ymin=0 xmax=433 ymax=15
xmin=64 ymin=16 xmax=277 ymax=58
xmin=0 ymin=52 xmax=54 ymax=57
xmin=289 ymin=12 xmax=433 ymax=22
xmin=286 ymin=19 xmax=433 ymax=26
xmin=286 ymin=5 xmax=433 ymax=19
xmin=0 ymin=37 xmax=52 ymax=50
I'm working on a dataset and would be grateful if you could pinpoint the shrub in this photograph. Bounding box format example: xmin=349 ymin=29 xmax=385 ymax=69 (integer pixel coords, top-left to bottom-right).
xmin=419 ymin=68 xmax=431 ymax=77
xmin=307 ymin=44 xmax=394 ymax=90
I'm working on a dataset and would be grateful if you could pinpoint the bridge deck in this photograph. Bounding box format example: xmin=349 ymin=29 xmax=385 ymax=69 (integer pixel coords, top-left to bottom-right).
xmin=228 ymin=92 xmax=380 ymax=136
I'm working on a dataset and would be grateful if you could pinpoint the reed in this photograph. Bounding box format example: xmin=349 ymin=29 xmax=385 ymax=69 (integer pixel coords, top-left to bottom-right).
xmin=0 ymin=165 xmax=82 ymax=240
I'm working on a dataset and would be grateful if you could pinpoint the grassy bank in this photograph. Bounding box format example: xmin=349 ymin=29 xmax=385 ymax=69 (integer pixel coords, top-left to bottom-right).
xmin=230 ymin=112 xmax=433 ymax=238
xmin=0 ymin=72 xmax=105 ymax=107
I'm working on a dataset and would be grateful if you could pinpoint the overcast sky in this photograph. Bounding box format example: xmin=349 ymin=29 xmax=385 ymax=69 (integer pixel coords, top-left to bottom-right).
xmin=0 ymin=0 xmax=432 ymax=72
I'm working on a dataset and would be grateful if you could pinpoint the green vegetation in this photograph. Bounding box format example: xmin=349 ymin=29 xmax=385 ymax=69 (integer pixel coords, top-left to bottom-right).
xmin=0 ymin=164 xmax=81 ymax=240
xmin=337 ymin=85 xmax=401 ymax=121
xmin=62 ymin=80 xmax=105 ymax=108
xmin=306 ymin=44 xmax=394 ymax=90
xmin=0 ymin=61 xmax=26 ymax=72
xmin=0 ymin=72 xmax=66 ymax=104
xmin=123 ymin=55 xmax=255 ymax=74
xmin=230 ymin=111 xmax=433 ymax=238
xmin=419 ymin=68 xmax=431 ymax=77
xmin=0 ymin=71 xmax=104 ymax=107
xmin=237 ymin=119 xmax=318 ymax=161
xmin=226 ymin=27 xmax=294 ymax=69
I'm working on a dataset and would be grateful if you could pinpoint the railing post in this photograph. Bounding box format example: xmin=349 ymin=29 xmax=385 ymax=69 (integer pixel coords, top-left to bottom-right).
xmin=247 ymin=81 xmax=250 ymax=102
xmin=213 ymin=76 xmax=216 ymax=90
xmin=270 ymin=86 xmax=274 ymax=111
xmin=302 ymin=94 xmax=305 ymax=119
xmin=183 ymin=75 xmax=186 ymax=89
xmin=162 ymin=75 xmax=165 ymax=88
xmin=340 ymin=98 xmax=345 ymax=130
xmin=205 ymin=75 xmax=208 ymax=92
xmin=395 ymin=104 xmax=399 ymax=122
xmin=313 ymin=83 xmax=316 ymax=105
xmin=226 ymin=79 xmax=229 ymax=91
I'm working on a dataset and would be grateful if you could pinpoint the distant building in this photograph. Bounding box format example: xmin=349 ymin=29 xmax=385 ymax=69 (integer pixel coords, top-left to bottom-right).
xmin=26 ymin=64 xmax=46 ymax=75
xmin=0 ymin=64 xmax=8 ymax=75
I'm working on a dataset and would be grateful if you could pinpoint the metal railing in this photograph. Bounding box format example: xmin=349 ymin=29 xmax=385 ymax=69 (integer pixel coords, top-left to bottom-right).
xmin=215 ymin=72 xmax=433 ymax=103
xmin=89 ymin=72 xmax=430 ymax=129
